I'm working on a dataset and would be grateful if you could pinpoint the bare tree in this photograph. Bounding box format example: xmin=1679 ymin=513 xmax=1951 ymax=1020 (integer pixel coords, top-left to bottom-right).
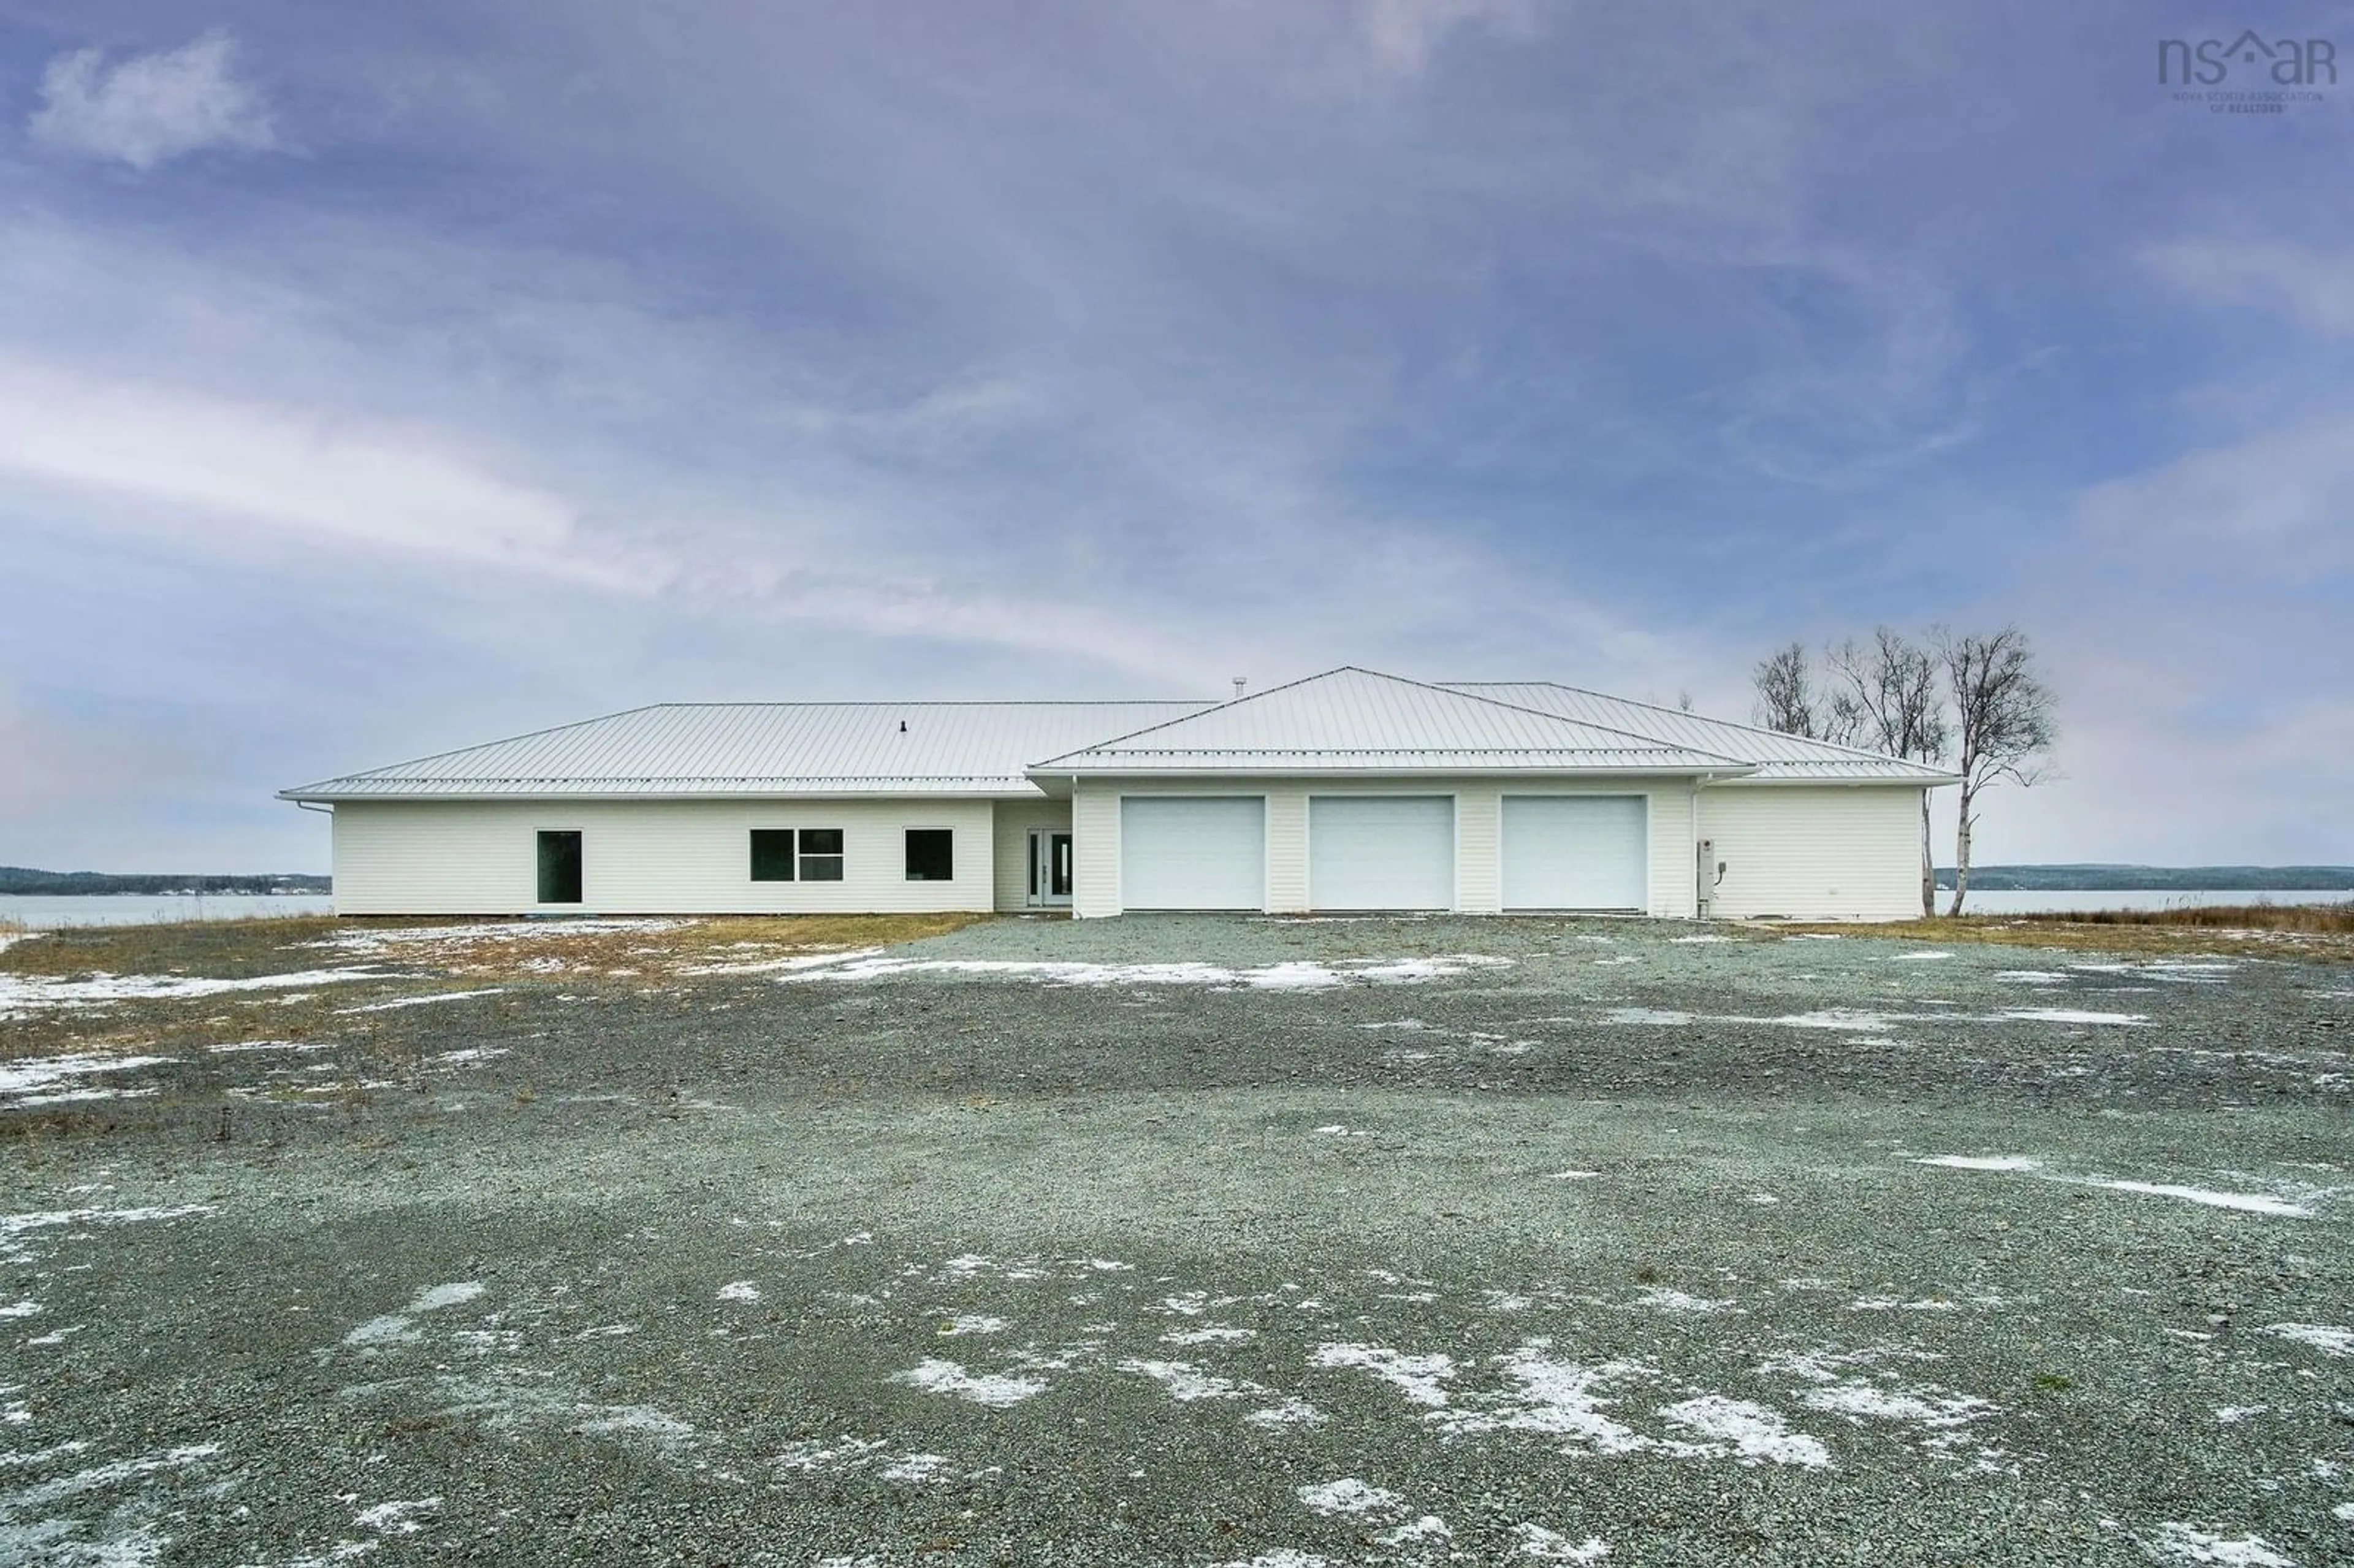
xmin=1825 ymin=628 xmax=1951 ymax=915
xmin=1934 ymin=625 xmax=2057 ymax=915
xmin=1753 ymin=642 xmax=1824 ymax=738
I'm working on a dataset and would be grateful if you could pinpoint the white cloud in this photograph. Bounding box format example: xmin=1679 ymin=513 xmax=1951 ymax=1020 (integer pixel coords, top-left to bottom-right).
xmin=0 ymin=354 xmax=639 ymax=587
xmin=1355 ymin=0 xmax=1536 ymax=77
xmin=28 ymin=32 xmax=278 ymax=170
xmin=2145 ymin=238 xmax=2354 ymax=337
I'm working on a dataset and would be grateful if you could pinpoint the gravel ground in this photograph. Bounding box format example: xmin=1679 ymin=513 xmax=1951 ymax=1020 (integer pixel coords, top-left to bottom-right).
xmin=3 ymin=914 xmax=2351 ymax=1566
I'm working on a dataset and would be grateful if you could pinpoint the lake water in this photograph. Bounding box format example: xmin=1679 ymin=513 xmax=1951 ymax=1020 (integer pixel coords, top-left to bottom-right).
xmin=1943 ymin=889 xmax=2353 ymax=915
xmin=0 ymin=894 xmax=337 ymax=929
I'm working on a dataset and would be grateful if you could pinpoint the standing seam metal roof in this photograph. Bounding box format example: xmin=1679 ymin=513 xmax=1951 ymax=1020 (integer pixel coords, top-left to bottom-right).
xmin=281 ymin=669 xmax=1951 ymax=801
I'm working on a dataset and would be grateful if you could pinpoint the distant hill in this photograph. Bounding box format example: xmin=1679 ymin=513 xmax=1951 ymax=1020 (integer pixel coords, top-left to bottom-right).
xmin=1933 ymin=864 xmax=2354 ymax=892
xmin=0 ymin=867 xmax=332 ymax=897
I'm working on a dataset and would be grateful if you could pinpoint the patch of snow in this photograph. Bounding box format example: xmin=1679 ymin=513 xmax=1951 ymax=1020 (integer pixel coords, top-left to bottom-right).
xmin=0 ymin=967 xmax=384 ymax=1010
xmin=782 ymin=954 xmax=1510 ymax=991
xmin=2000 ymin=1008 xmax=2150 ymax=1027
xmin=1311 ymin=1343 xmax=1457 ymax=1407
xmin=0 ymin=1054 xmax=176 ymax=1103
xmin=2216 ymin=1406 xmax=2268 ymax=1424
xmin=2144 ymin=1523 xmax=2294 ymax=1566
xmin=336 ymin=989 xmax=505 ymax=1014
xmin=716 ymin=1281 xmax=760 ymax=1303
xmin=1514 ymin=1523 xmax=1612 ymax=1561
xmin=1296 ymin=1478 xmax=1403 ymax=1517
xmin=352 ymin=1498 xmax=440 ymax=1534
xmin=1117 ymin=1358 xmax=1259 ymax=1401
xmin=1601 ymin=1008 xmax=1691 ymax=1026
xmin=877 ymin=1453 xmax=949 ymax=1483
xmin=1438 ymin=1344 xmax=1657 ymax=1455
xmin=207 ymin=1038 xmax=333 ymax=1054
xmin=1544 ymin=1170 xmax=1600 ymax=1182
xmin=432 ymin=1047 xmax=508 ymax=1065
xmin=1914 ymin=1155 xmax=2043 ymax=1173
xmin=1377 ymin=1515 xmax=1453 ymax=1545
xmin=2089 ymin=1182 xmax=2310 ymax=1218
xmin=1657 ymin=1395 xmax=1832 ymax=1469
xmin=2261 ymin=1323 xmax=2353 ymax=1357
xmin=890 ymin=1358 xmax=1047 ymax=1407
xmin=1669 ymin=935 xmax=1729 ymax=945
xmin=1209 ymin=1553 xmax=1329 ymax=1568
xmin=1634 ymin=1287 xmax=1740 ymax=1314
xmin=1887 ymin=951 xmax=1952 ymax=962
xmin=1163 ymin=1325 xmax=1255 ymax=1345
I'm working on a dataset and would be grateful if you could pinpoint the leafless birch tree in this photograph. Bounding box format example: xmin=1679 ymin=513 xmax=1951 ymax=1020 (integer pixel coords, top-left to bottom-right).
xmin=1933 ymin=625 xmax=2057 ymax=915
xmin=1825 ymin=629 xmax=1951 ymax=915
xmin=1753 ymin=642 xmax=1837 ymax=740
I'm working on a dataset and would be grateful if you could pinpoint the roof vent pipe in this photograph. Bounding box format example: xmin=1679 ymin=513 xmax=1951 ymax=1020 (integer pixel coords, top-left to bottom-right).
xmin=899 ymin=720 xmax=907 ymax=733
xmin=1232 ymin=677 xmax=1247 ymax=700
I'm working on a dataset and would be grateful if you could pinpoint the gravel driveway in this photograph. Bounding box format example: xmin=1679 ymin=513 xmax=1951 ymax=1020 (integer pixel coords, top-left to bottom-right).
xmin=4 ymin=915 xmax=2350 ymax=1566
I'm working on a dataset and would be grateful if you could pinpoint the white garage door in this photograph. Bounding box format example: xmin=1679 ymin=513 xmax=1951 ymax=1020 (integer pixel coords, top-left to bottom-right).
xmin=1309 ymin=796 xmax=1455 ymax=910
xmin=1503 ymin=795 xmax=1648 ymax=911
xmin=1121 ymin=797 xmax=1265 ymax=910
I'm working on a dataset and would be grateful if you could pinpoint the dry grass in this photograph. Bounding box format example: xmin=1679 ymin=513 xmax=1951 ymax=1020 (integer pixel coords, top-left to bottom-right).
xmin=1780 ymin=907 xmax=2354 ymax=963
xmin=2011 ymin=902 xmax=2354 ymax=932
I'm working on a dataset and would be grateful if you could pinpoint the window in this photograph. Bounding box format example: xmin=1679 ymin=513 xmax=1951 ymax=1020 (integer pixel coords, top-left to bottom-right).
xmin=750 ymin=829 xmax=795 ymax=882
xmin=905 ymin=828 xmax=954 ymax=881
xmin=536 ymin=830 xmax=582 ymax=904
xmin=798 ymin=828 xmax=844 ymax=881
xmin=750 ymin=828 xmax=845 ymax=882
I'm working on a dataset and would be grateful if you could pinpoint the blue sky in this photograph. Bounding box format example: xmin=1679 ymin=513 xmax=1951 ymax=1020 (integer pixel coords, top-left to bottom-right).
xmin=1 ymin=1 xmax=2349 ymax=872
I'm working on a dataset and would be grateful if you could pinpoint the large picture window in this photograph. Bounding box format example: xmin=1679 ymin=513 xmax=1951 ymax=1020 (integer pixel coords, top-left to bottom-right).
xmin=749 ymin=828 xmax=847 ymax=882
xmin=536 ymin=830 xmax=582 ymax=904
xmin=749 ymin=829 xmax=796 ymax=881
xmin=904 ymin=829 xmax=953 ymax=881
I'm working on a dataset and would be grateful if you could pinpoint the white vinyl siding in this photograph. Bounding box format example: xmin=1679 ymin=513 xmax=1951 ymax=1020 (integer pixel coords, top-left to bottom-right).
xmin=1119 ymin=796 xmax=1267 ymax=910
xmin=1696 ymin=784 xmax=1925 ymax=921
xmin=1501 ymin=795 xmax=1649 ymax=911
xmin=1308 ymin=796 xmax=1455 ymax=910
xmin=330 ymin=799 xmax=994 ymax=915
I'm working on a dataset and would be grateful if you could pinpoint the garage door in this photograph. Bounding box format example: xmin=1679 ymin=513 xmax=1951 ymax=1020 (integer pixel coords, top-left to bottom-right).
xmin=1309 ymin=796 xmax=1455 ymax=910
xmin=1502 ymin=795 xmax=1647 ymax=910
xmin=1121 ymin=797 xmax=1265 ymax=910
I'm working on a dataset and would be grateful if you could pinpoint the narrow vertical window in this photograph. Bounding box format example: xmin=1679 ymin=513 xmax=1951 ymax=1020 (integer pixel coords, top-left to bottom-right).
xmin=750 ymin=829 xmax=796 ymax=881
xmin=904 ymin=829 xmax=954 ymax=881
xmin=798 ymin=828 xmax=845 ymax=881
xmin=536 ymin=830 xmax=582 ymax=904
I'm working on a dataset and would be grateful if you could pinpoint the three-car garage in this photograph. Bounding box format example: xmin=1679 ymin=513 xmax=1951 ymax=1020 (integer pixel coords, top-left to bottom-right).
xmin=1113 ymin=790 xmax=1651 ymax=913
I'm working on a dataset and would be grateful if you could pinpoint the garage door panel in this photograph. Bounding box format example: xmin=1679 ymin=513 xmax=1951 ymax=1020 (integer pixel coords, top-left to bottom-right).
xmin=1503 ymin=795 xmax=1647 ymax=911
xmin=1309 ymin=795 xmax=1455 ymax=911
xmin=1121 ymin=797 xmax=1265 ymax=910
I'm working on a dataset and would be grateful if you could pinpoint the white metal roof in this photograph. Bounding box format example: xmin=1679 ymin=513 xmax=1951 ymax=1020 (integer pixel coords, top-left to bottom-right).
xmin=280 ymin=701 xmax=1213 ymax=801
xmin=1447 ymin=682 xmax=1957 ymax=783
xmin=283 ymin=669 xmax=1954 ymax=802
xmin=1030 ymin=668 xmax=1755 ymax=775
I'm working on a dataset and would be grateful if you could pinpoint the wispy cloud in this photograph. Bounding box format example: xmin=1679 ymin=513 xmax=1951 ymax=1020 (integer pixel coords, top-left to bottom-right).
xmin=2144 ymin=237 xmax=2354 ymax=337
xmin=28 ymin=31 xmax=278 ymax=170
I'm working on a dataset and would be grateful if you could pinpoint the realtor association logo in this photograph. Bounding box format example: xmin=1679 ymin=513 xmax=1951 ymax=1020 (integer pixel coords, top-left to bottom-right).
xmin=2160 ymin=30 xmax=2337 ymax=112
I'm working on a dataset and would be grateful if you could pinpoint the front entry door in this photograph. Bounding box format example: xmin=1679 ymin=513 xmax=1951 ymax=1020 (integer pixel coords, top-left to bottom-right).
xmin=1028 ymin=830 xmax=1073 ymax=907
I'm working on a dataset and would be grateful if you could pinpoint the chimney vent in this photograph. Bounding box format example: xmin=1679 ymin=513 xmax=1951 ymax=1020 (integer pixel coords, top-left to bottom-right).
xmin=899 ymin=720 xmax=907 ymax=733
xmin=1232 ymin=677 xmax=1247 ymax=700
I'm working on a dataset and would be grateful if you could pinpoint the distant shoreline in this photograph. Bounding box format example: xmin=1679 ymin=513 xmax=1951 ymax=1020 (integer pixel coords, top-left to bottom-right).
xmin=1932 ymin=864 xmax=2354 ymax=892
xmin=0 ymin=869 xmax=331 ymax=897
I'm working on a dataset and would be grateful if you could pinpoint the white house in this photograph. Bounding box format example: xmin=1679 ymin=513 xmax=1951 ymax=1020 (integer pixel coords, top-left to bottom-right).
xmin=281 ymin=667 xmax=1952 ymax=921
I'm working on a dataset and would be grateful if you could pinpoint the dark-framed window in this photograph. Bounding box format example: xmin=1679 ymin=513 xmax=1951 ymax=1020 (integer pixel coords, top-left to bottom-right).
xmin=798 ymin=828 xmax=844 ymax=881
xmin=536 ymin=830 xmax=582 ymax=904
xmin=750 ymin=829 xmax=796 ymax=882
xmin=750 ymin=828 xmax=847 ymax=882
xmin=904 ymin=828 xmax=954 ymax=882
